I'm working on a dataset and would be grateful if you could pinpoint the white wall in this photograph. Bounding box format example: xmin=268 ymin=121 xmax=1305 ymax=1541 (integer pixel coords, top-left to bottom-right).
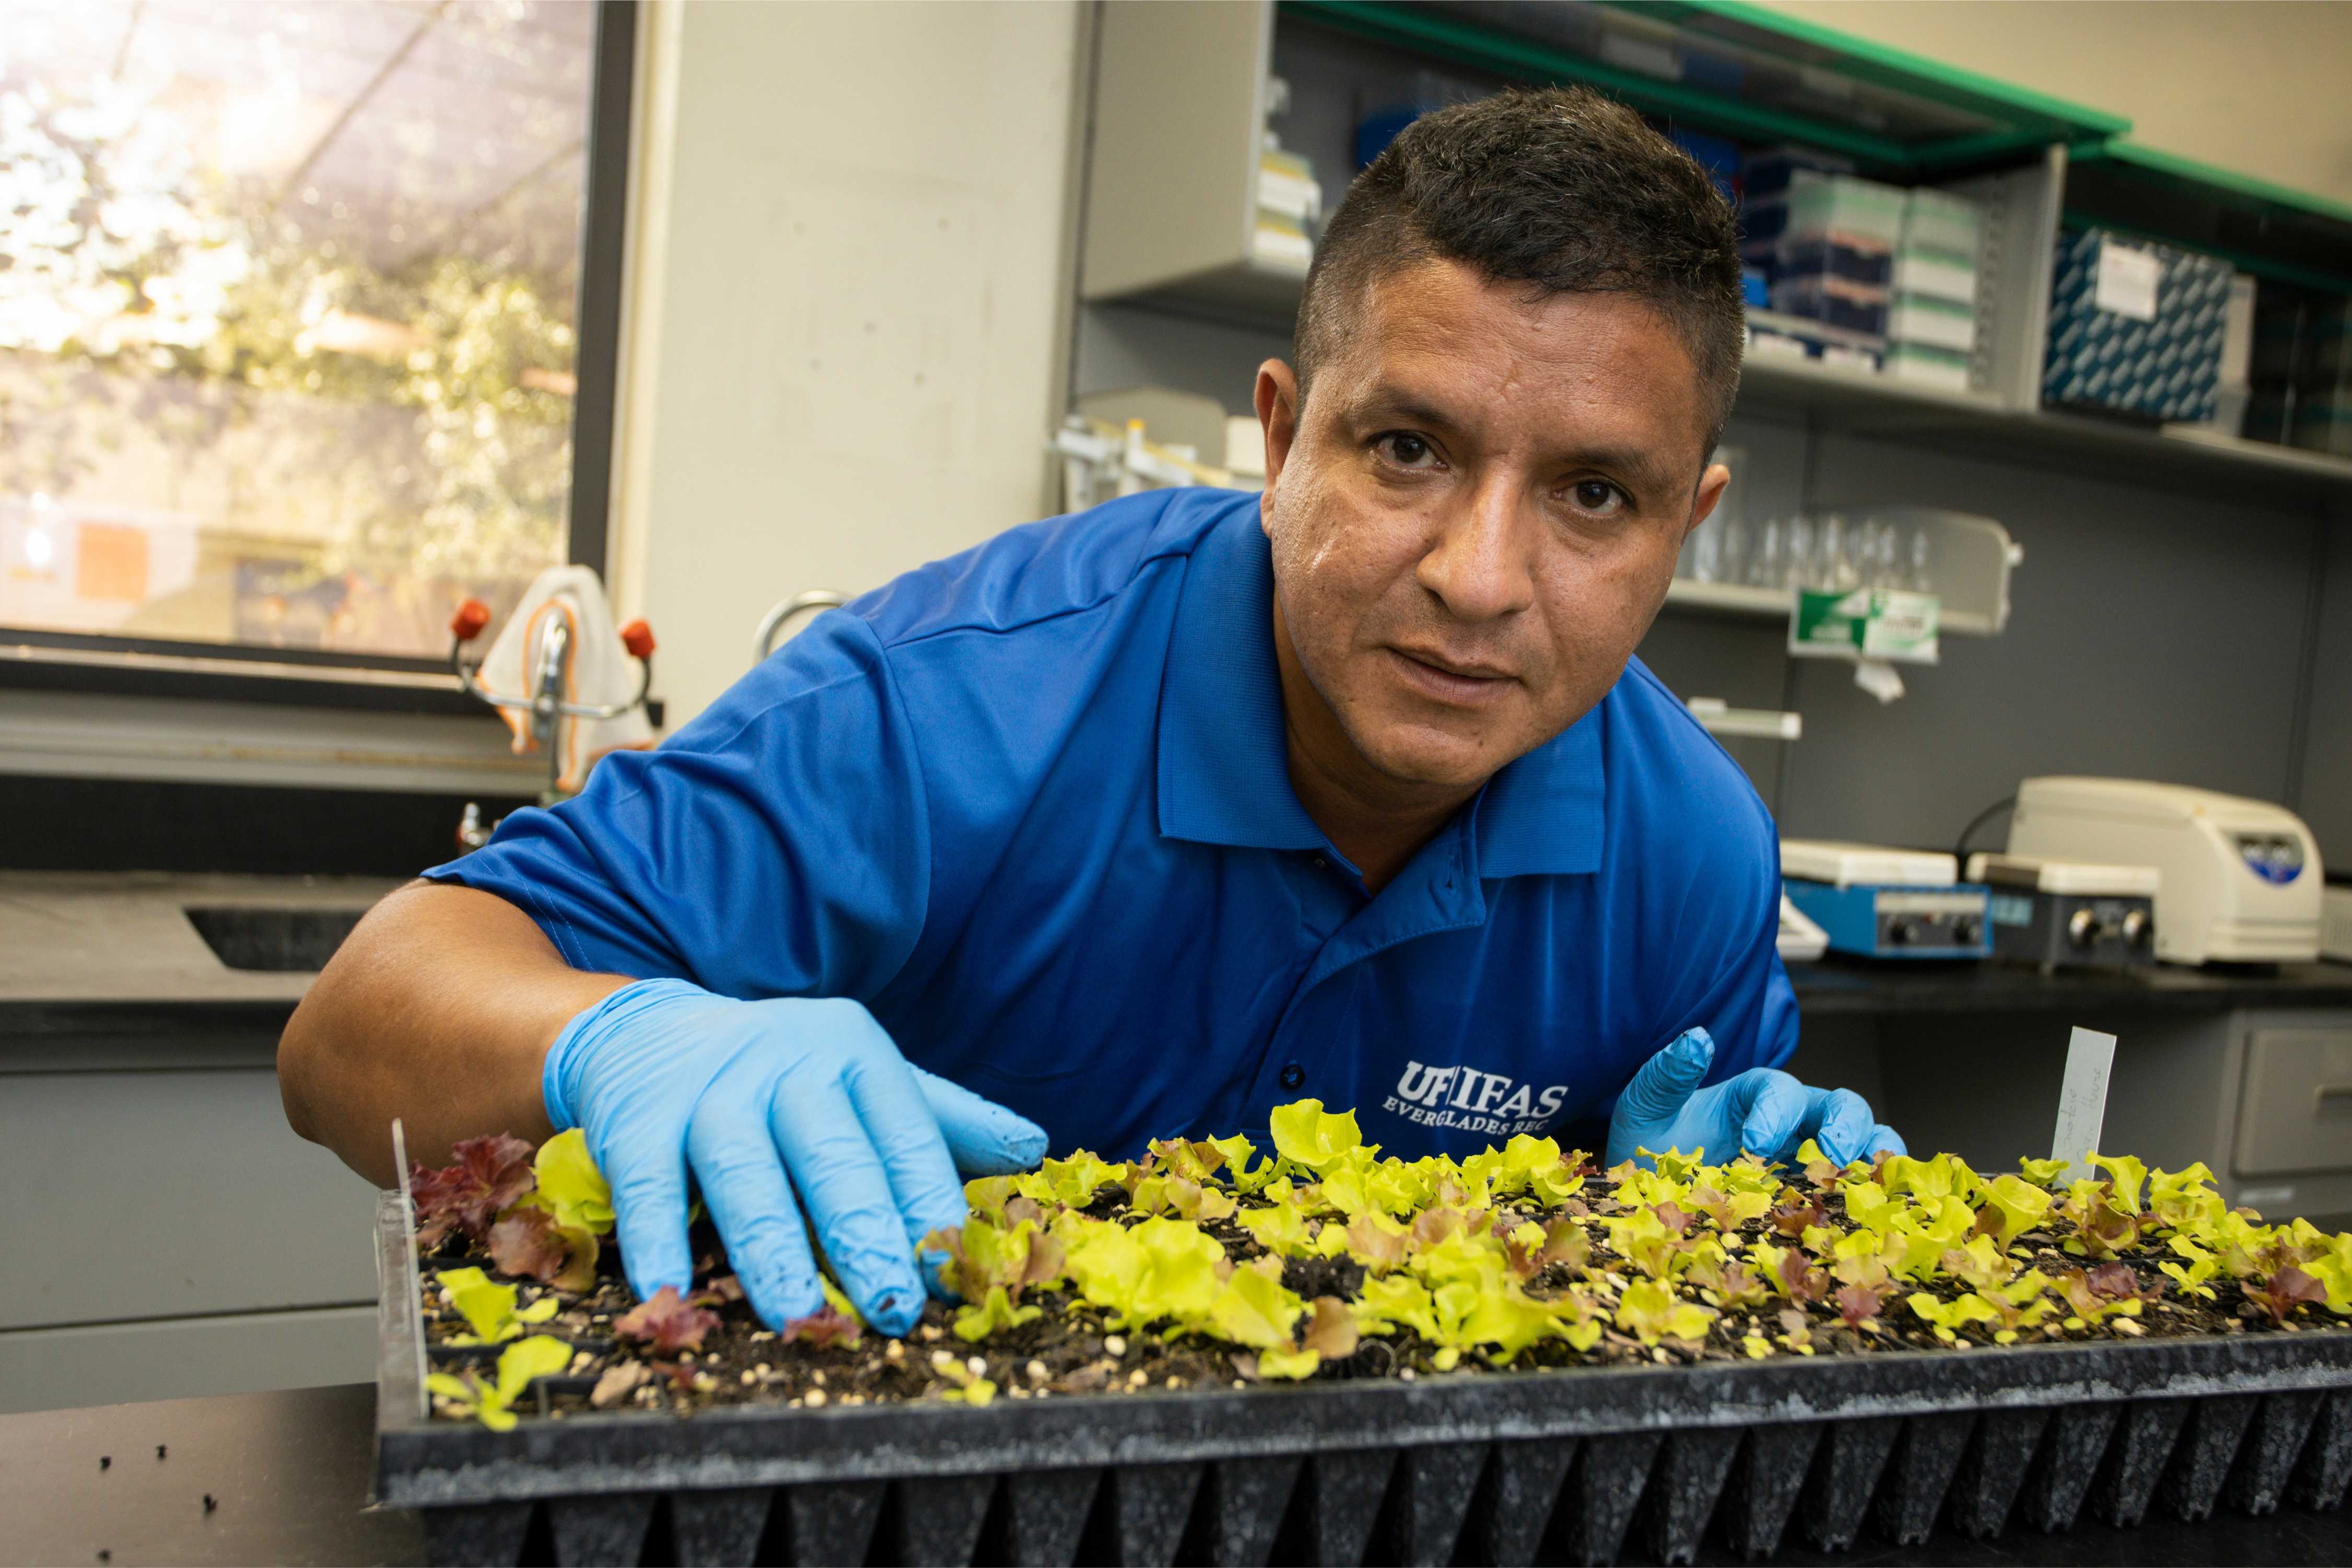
xmin=1758 ymin=1 xmax=2352 ymax=206
xmin=611 ymin=0 xmax=1084 ymax=729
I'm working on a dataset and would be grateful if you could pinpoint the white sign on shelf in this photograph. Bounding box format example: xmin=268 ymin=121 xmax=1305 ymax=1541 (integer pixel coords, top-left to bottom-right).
xmin=2095 ymin=240 xmax=2160 ymax=322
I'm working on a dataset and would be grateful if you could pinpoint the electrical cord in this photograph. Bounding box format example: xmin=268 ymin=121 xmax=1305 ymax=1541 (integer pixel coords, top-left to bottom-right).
xmin=1953 ymin=794 xmax=2017 ymax=871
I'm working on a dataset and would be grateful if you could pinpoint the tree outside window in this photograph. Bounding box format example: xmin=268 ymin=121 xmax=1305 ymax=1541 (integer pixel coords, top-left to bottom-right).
xmin=1 ymin=0 xmax=603 ymax=660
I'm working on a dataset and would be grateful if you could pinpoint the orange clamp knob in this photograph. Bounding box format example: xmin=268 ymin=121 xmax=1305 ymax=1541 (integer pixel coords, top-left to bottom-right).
xmin=620 ymin=619 xmax=656 ymax=659
xmin=450 ymin=599 xmax=492 ymax=641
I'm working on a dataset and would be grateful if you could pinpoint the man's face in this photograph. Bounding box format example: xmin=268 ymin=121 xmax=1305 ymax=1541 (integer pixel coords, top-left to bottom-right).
xmin=1258 ymin=259 xmax=1728 ymax=792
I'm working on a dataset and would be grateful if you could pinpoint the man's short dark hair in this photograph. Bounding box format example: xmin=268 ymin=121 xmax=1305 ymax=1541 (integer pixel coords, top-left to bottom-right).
xmin=1295 ymin=85 xmax=1745 ymax=459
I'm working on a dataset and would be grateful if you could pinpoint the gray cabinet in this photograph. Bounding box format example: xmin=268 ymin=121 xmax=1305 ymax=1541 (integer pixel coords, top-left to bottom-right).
xmin=0 ymin=1029 xmax=380 ymax=1414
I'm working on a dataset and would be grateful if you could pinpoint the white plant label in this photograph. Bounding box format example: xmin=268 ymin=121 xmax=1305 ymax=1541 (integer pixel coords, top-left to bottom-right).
xmin=2052 ymin=1026 xmax=2118 ymax=1184
xmin=2096 ymin=241 xmax=2160 ymax=322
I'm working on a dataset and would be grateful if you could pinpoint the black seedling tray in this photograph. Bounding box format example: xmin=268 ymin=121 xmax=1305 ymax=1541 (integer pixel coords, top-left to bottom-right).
xmin=374 ymin=1195 xmax=2352 ymax=1566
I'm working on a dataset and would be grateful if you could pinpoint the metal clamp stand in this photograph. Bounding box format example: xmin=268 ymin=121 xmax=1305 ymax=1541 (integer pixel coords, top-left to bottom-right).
xmin=448 ymin=599 xmax=658 ymax=847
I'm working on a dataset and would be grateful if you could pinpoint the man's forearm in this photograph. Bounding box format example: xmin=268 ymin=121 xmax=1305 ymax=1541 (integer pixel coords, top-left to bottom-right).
xmin=278 ymin=881 xmax=633 ymax=1185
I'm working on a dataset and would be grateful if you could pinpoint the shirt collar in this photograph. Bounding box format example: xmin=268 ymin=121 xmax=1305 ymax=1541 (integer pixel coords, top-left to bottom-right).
xmin=1155 ymin=496 xmax=1606 ymax=877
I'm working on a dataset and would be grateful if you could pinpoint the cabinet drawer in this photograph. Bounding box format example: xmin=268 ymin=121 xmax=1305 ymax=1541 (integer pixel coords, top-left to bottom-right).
xmin=0 ymin=1069 xmax=378 ymax=1330
xmin=2234 ymin=1027 xmax=2352 ymax=1177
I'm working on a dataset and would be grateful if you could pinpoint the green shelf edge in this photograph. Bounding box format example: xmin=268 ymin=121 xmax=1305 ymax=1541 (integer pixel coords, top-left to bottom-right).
xmin=1656 ymin=0 xmax=2128 ymax=143
xmin=1281 ymin=0 xmax=2122 ymax=176
xmin=2073 ymin=139 xmax=2352 ymax=232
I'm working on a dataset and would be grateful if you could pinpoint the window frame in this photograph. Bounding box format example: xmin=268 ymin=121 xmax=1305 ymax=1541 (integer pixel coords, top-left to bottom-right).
xmin=0 ymin=0 xmax=640 ymax=713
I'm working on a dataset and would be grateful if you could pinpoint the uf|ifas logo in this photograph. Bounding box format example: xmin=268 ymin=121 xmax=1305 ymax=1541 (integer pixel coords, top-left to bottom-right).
xmin=1383 ymin=1061 xmax=1567 ymax=1139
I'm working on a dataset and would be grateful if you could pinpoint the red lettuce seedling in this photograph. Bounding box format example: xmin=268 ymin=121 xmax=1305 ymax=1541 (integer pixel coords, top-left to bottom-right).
xmin=1769 ymin=1197 xmax=1828 ymax=1237
xmin=411 ymin=1133 xmax=536 ymax=1249
xmin=1833 ymin=1283 xmax=1883 ymax=1328
xmin=486 ymin=1207 xmax=598 ymax=1293
xmin=781 ymin=1305 xmax=863 ymax=1349
xmin=2243 ymin=1265 xmax=2327 ymax=1327
xmin=614 ymin=1285 xmax=721 ymax=1354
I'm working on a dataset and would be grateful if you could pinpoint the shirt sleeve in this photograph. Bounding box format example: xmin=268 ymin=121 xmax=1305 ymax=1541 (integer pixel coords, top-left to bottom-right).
xmin=1650 ymin=802 xmax=1802 ymax=1081
xmin=422 ymin=610 xmax=931 ymax=1002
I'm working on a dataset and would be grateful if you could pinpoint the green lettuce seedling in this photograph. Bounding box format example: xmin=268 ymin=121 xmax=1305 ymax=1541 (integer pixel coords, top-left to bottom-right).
xmin=1613 ymin=1278 xmax=1714 ymax=1349
xmin=1973 ymin=1174 xmax=2052 ymax=1246
xmin=524 ymin=1129 xmax=615 ymax=1236
xmin=427 ymin=1334 xmax=572 ymax=1432
xmin=438 ymin=1266 xmax=560 ymax=1344
xmin=1269 ymin=1099 xmax=1366 ymax=1175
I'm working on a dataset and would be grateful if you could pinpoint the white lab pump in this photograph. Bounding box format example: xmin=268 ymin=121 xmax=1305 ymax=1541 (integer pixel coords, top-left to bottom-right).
xmin=2005 ymin=777 xmax=2323 ymax=964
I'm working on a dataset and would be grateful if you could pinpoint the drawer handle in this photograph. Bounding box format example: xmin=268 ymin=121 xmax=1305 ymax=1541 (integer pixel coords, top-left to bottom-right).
xmin=2318 ymin=1083 xmax=2352 ymax=1109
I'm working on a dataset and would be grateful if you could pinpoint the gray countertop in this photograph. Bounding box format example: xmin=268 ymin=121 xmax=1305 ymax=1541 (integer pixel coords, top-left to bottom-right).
xmin=0 ymin=872 xmax=401 ymax=1004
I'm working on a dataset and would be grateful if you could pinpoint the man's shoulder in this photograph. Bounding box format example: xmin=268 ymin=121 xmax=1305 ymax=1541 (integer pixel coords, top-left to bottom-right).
xmin=1601 ymin=657 xmax=1777 ymax=855
xmin=851 ymin=487 xmax=1256 ymax=652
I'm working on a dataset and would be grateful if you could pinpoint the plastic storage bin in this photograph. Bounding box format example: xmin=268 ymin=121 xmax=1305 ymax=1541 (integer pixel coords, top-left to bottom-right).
xmin=2043 ymin=228 xmax=2233 ymax=423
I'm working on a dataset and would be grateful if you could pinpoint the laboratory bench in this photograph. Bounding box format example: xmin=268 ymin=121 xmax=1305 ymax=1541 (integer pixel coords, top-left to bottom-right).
xmin=4 ymin=1381 xmax=2349 ymax=1568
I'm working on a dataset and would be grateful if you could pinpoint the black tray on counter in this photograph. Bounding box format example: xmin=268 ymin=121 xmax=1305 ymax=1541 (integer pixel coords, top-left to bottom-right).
xmin=372 ymin=1194 xmax=2352 ymax=1567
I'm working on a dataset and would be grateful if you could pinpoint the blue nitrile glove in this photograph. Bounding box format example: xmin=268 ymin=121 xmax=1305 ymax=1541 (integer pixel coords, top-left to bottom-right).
xmin=1605 ymin=1027 xmax=1905 ymax=1169
xmin=544 ymin=978 xmax=1047 ymax=1337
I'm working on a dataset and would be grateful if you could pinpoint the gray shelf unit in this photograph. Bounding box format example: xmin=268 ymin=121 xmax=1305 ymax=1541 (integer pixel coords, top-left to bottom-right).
xmin=1072 ymin=1 xmax=2352 ymax=508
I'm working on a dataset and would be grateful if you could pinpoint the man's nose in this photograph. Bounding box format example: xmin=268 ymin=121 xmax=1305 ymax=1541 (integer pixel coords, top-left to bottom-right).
xmin=1415 ymin=474 xmax=1536 ymax=622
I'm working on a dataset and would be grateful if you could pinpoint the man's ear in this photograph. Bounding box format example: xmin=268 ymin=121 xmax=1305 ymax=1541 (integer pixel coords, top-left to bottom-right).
xmin=1683 ymin=461 xmax=1731 ymax=539
xmin=1254 ymin=360 xmax=1300 ymax=531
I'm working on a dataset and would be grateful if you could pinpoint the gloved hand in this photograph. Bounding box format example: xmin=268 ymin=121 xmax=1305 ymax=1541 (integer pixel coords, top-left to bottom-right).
xmin=544 ymin=978 xmax=1047 ymax=1337
xmin=1606 ymin=1026 xmax=1904 ymax=1169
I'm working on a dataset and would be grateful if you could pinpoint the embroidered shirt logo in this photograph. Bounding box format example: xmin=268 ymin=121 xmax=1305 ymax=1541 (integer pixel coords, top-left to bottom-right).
xmin=1384 ymin=1061 xmax=1566 ymax=1138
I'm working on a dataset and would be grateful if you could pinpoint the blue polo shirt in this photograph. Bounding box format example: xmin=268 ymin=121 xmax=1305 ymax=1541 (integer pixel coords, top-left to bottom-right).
xmin=428 ymin=487 xmax=1798 ymax=1161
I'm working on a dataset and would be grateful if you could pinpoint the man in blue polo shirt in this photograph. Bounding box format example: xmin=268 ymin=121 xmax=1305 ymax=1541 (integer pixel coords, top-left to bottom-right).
xmin=280 ymin=87 xmax=1901 ymax=1339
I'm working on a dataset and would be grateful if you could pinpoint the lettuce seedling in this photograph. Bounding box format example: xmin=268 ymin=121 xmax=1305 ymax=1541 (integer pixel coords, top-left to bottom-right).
xmin=1253 ymin=1296 xmax=1362 ymax=1378
xmin=2088 ymin=1154 xmax=2149 ymax=1216
xmin=1268 ymin=1099 xmax=1365 ymax=1175
xmin=781 ymin=1304 xmax=864 ymax=1350
xmin=1906 ymin=1291 xmax=2000 ymax=1344
xmin=1753 ymin=1242 xmax=1831 ymax=1305
xmin=1768 ymin=1195 xmax=1829 ymax=1238
xmin=1207 ymin=1262 xmax=1304 ymax=1350
xmin=426 ymin=1334 xmax=572 ymax=1432
xmin=486 ymin=1207 xmax=598 ymax=1293
xmin=1238 ymin=1201 xmax=1315 ymax=1258
xmin=1064 ymin=1215 xmax=1224 ymax=1329
xmin=2159 ymin=1235 xmax=2221 ymax=1301
xmin=1881 ymin=1154 xmax=1977 ymax=1204
xmin=2016 ymin=1156 xmax=2073 ymax=1188
xmin=2051 ymin=1268 xmax=2146 ymax=1329
xmin=1613 ymin=1278 xmax=1715 ymax=1349
xmin=2243 ymin=1265 xmax=2328 ymax=1327
xmin=1463 ymin=1133 xmax=1587 ymax=1205
xmin=1686 ymin=1247 xmax=1770 ymax=1312
xmin=411 ymin=1134 xmax=537 ymax=1249
xmin=928 ymin=1349 xmax=997 ymax=1406
xmin=1602 ymin=1206 xmax=1692 ymax=1279
xmin=614 ymin=1284 xmax=721 ymax=1354
xmin=1939 ymin=1234 xmax=2019 ymax=1292
xmin=1686 ymin=1186 xmax=1771 ymax=1235
xmin=525 ymin=1129 xmax=614 ymax=1236
xmin=1343 ymin=1213 xmax=1411 ymax=1276
xmin=1833 ymin=1284 xmax=1884 ymax=1328
xmin=1017 ymin=1152 xmax=1130 ymax=1212
xmin=2148 ymin=1163 xmax=2226 ymax=1231
xmin=2058 ymin=1180 xmax=2143 ymax=1259
xmin=1972 ymin=1174 xmax=2052 ymax=1246
xmin=438 ymin=1266 xmax=560 ymax=1343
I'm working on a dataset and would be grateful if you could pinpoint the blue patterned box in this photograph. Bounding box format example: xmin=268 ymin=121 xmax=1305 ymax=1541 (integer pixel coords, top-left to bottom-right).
xmin=2043 ymin=228 xmax=2232 ymax=422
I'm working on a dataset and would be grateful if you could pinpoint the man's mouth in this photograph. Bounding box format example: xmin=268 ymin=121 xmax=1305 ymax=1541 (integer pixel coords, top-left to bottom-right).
xmin=1386 ymin=646 xmax=1515 ymax=705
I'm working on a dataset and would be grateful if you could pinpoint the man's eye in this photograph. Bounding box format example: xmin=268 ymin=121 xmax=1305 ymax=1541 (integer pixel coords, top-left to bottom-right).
xmin=1376 ymin=432 xmax=1435 ymax=467
xmin=1570 ymin=479 xmax=1626 ymax=516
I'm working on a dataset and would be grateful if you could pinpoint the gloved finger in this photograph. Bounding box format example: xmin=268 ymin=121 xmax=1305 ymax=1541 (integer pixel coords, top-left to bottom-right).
xmin=1810 ymin=1089 xmax=1878 ymax=1167
xmin=1864 ymin=1122 xmax=1909 ymax=1159
xmin=685 ymin=1093 xmax=823 ymax=1330
xmin=1613 ymin=1027 xmax=1715 ymax=1130
xmin=1731 ymin=1071 xmax=1815 ymax=1161
xmin=599 ymin=1129 xmax=696 ymax=1306
xmin=916 ymin=1067 xmax=1050 ymax=1177
xmin=768 ymin=1075 xmax=926 ymax=1338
